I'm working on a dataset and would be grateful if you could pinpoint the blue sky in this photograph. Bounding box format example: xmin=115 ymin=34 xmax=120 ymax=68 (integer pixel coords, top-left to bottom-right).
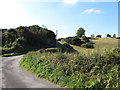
xmin=0 ymin=0 xmax=118 ymax=38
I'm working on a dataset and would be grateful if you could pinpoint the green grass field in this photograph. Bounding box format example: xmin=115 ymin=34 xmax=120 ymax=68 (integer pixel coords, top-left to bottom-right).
xmin=92 ymin=38 xmax=118 ymax=50
xmin=71 ymin=38 xmax=119 ymax=55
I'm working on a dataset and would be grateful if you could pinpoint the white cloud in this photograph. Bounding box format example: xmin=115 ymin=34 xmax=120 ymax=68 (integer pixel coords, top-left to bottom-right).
xmin=81 ymin=8 xmax=101 ymax=14
xmin=64 ymin=0 xmax=78 ymax=4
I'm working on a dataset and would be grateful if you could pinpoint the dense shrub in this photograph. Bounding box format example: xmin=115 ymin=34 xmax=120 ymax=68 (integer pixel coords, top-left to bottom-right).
xmin=38 ymin=44 xmax=78 ymax=53
xmin=2 ymin=25 xmax=56 ymax=54
xmin=82 ymin=36 xmax=90 ymax=42
xmin=116 ymin=37 xmax=120 ymax=39
xmin=64 ymin=37 xmax=84 ymax=46
xmin=113 ymin=48 xmax=120 ymax=53
xmin=106 ymin=34 xmax=111 ymax=38
xmin=20 ymin=51 xmax=119 ymax=88
xmin=96 ymin=35 xmax=102 ymax=38
xmin=81 ymin=43 xmax=94 ymax=48
xmin=59 ymin=44 xmax=78 ymax=53
xmin=57 ymin=38 xmax=64 ymax=41
xmin=63 ymin=36 xmax=95 ymax=48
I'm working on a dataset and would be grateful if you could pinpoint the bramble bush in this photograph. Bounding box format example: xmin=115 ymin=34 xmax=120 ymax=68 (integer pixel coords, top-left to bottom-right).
xmin=81 ymin=43 xmax=94 ymax=48
xmin=82 ymin=36 xmax=90 ymax=42
xmin=38 ymin=43 xmax=78 ymax=53
xmin=63 ymin=36 xmax=95 ymax=49
xmin=20 ymin=50 xmax=119 ymax=88
xmin=113 ymin=48 xmax=120 ymax=53
xmin=1 ymin=25 xmax=56 ymax=54
xmin=64 ymin=37 xmax=84 ymax=46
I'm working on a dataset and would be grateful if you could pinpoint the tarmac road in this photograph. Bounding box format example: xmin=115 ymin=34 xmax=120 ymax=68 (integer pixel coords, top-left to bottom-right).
xmin=1 ymin=55 xmax=61 ymax=88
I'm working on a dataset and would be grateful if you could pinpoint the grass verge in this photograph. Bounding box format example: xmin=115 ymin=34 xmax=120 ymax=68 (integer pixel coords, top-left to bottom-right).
xmin=19 ymin=51 xmax=119 ymax=88
xmin=1 ymin=53 xmax=21 ymax=57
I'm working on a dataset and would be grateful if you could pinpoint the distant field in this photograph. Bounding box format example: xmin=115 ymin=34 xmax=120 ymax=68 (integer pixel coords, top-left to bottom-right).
xmin=92 ymin=38 xmax=118 ymax=49
xmin=71 ymin=38 xmax=119 ymax=55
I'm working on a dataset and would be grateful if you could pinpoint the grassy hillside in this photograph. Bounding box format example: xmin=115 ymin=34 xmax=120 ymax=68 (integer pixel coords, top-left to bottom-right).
xmin=20 ymin=38 xmax=120 ymax=88
xmin=92 ymin=38 xmax=118 ymax=50
xmin=72 ymin=38 xmax=119 ymax=55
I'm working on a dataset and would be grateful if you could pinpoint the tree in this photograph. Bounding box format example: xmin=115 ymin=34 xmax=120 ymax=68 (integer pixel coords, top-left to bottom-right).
xmin=113 ymin=34 xmax=116 ymax=38
xmin=76 ymin=27 xmax=85 ymax=37
xmin=106 ymin=34 xmax=111 ymax=38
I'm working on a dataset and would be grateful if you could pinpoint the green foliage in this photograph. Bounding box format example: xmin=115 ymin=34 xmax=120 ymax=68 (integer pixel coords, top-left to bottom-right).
xmin=20 ymin=51 xmax=119 ymax=88
xmin=116 ymin=37 xmax=120 ymax=39
xmin=38 ymin=43 xmax=78 ymax=53
xmin=112 ymin=48 xmax=120 ymax=53
xmin=64 ymin=37 xmax=84 ymax=46
xmin=2 ymin=25 xmax=56 ymax=54
xmin=59 ymin=43 xmax=78 ymax=53
xmin=106 ymin=34 xmax=111 ymax=38
xmin=82 ymin=36 xmax=90 ymax=42
xmin=96 ymin=35 xmax=102 ymax=38
xmin=62 ymin=36 xmax=94 ymax=49
xmin=81 ymin=43 xmax=94 ymax=48
xmin=76 ymin=27 xmax=85 ymax=37
xmin=1 ymin=53 xmax=20 ymax=57
xmin=113 ymin=34 xmax=116 ymax=38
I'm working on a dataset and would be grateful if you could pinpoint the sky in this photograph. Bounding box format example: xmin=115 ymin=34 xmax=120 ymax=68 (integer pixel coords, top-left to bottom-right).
xmin=0 ymin=0 xmax=119 ymax=38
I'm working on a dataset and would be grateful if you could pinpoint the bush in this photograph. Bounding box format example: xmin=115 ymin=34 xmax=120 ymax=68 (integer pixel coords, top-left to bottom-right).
xmin=60 ymin=44 xmax=78 ymax=53
xmin=20 ymin=51 xmax=119 ymax=88
xmin=96 ymin=35 xmax=102 ymax=38
xmin=81 ymin=43 xmax=94 ymax=48
xmin=2 ymin=25 xmax=56 ymax=54
xmin=82 ymin=36 xmax=90 ymax=42
xmin=2 ymin=49 xmax=13 ymax=54
xmin=113 ymin=48 xmax=120 ymax=53
xmin=116 ymin=37 xmax=120 ymax=39
xmin=38 ymin=44 xmax=78 ymax=53
xmin=57 ymin=38 xmax=64 ymax=41
xmin=64 ymin=37 xmax=84 ymax=46
xmin=106 ymin=34 xmax=111 ymax=38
